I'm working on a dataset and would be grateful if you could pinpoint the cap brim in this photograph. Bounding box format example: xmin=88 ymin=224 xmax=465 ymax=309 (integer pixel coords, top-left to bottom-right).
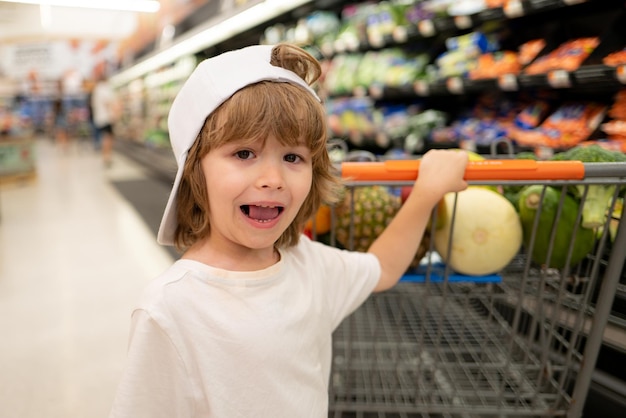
xmin=157 ymin=151 xmax=186 ymax=246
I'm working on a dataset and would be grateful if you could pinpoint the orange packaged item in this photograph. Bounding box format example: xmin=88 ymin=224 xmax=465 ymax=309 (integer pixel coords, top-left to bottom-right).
xmin=514 ymin=102 xmax=606 ymax=149
xmin=469 ymin=51 xmax=521 ymax=79
xmin=524 ymin=37 xmax=599 ymax=75
xmin=607 ymin=89 xmax=626 ymax=120
xmin=485 ymin=0 xmax=507 ymax=7
xmin=603 ymin=48 xmax=626 ymax=66
xmin=601 ymin=120 xmax=626 ymax=138
xmin=518 ymin=39 xmax=546 ymax=66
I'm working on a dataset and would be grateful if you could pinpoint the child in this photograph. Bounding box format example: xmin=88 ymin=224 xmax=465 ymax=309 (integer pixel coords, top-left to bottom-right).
xmin=110 ymin=43 xmax=468 ymax=417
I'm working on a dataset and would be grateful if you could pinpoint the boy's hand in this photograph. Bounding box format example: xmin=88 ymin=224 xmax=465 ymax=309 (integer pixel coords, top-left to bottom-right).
xmin=409 ymin=149 xmax=469 ymax=205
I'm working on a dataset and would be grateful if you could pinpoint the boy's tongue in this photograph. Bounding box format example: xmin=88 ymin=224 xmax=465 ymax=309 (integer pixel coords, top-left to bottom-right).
xmin=248 ymin=205 xmax=279 ymax=221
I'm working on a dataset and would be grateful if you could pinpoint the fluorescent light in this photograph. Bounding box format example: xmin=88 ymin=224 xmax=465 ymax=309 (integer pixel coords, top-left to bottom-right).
xmin=0 ymin=0 xmax=161 ymax=13
xmin=111 ymin=0 xmax=312 ymax=87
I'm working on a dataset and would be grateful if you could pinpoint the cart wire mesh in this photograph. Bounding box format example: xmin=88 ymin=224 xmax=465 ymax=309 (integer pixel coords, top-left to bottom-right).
xmin=326 ymin=160 xmax=626 ymax=418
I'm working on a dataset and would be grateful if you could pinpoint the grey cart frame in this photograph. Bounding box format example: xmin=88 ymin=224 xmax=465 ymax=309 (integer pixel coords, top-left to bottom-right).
xmin=326 ymin=162 xmax=626 ymax=418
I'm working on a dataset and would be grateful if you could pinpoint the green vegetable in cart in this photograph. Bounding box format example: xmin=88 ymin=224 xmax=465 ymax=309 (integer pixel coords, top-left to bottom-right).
xmin=518 ymin=185 xmax=595 ymax=269
xmin=551 ymin=145 xmax=626 ymax=228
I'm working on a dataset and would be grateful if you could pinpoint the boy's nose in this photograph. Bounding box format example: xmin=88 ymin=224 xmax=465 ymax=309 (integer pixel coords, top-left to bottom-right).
xmin=257 ymin=163 xmax=284 ymax=189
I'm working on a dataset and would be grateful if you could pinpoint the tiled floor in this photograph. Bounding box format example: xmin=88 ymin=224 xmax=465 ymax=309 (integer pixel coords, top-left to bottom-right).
xmin=0 ymin=138 xmax=174 ymax=418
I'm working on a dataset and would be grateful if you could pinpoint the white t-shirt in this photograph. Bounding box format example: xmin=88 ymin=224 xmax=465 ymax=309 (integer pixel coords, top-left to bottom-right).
xmin=110 ymin=235 xmax=381 ymax=418
xmin=91 ymin=80 xmax=116 ymax=128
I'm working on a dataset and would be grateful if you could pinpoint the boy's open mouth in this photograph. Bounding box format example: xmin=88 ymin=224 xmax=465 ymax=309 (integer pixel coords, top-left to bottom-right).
xmin=241 ymin=205 xmax=284 ymax=222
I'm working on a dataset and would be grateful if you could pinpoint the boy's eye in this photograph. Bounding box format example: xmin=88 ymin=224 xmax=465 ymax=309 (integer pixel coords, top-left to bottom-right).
xmin=235 ymin=150 xmax=254 ymax=160
xmin=284 ymin=154 xmax=301 ymax=163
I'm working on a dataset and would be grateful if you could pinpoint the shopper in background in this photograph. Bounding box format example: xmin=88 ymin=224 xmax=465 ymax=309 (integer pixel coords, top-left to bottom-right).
xmin=84 ymin=79 xmax=100 ymax=151
xmin=51 ymin=96 xmax=68 ymax=150
xmin=91 ymin=73 xmax=118 ymax=166
xmin=109 ymin=43 xmax=468 ymax=418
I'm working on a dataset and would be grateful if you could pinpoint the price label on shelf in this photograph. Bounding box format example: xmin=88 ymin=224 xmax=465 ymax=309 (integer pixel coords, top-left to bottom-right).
xmin=333 ymin=39 xmax=346 ymax=54
xmin=498 ymin=74 xmax=518 ymax=91
xmin=320 ymin=42 xmax=334 ymax=57
xmin=454 ymin=15 xmax=472 ymax=30
xmin=617 ymin=65 xmax=626 ymax=84
xmin=547 ymin=70 xmax=571 ymax=88
xmin=418 ymin=20 xmax=435 ymax=37
xmin=413 ymin=80 xmax=430 ymax=96
xmin=535 ymin=146 xmax=554 ymax=160
xmin=352 ymin=86 xmax=368 ymax=98
xmin=446 ymin=77 xmax=464 ymax=94
xmin=392 ymin=26 xmax=408 ymax=43
xmin=504 ymin=0 xmax=524 ymax=18
xmin=368 ymin=32 xmax=385 ymax=48
xmin=460 ymin=140 xmax=477 ymax=153
xmin=368 ymin=84 xmax=384 ymax=99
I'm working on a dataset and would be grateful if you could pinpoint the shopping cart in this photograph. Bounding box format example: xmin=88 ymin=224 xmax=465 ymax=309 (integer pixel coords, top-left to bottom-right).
xmin=324 ymin=158 xmax=626 ymax=418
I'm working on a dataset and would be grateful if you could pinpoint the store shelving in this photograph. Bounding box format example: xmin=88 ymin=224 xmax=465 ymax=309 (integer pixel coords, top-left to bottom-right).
xmin=113 ymin=0 xmax=626 ymax=173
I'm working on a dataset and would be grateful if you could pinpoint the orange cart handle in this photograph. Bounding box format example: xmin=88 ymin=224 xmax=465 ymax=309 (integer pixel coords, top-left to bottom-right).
xmin=341 ymin=160 xmax=585 ymax=181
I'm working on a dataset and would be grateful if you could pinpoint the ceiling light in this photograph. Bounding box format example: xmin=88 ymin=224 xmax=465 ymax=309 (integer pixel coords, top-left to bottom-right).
xmin=0 ymin=0 xmax=161 ymax=13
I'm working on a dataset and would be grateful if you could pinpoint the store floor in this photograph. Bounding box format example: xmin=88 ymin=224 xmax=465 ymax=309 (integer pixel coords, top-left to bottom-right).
xmin=0 ymin=138 xmax=175 ymax=418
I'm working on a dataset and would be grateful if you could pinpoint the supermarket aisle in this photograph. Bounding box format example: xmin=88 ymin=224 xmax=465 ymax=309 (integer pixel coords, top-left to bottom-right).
xmin=0 ymin=138 xmax=174 ymax=418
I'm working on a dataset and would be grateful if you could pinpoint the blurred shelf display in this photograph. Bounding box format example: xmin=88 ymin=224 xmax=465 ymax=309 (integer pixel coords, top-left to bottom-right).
xmin=112 ymin=0 xmax=626 ymax=166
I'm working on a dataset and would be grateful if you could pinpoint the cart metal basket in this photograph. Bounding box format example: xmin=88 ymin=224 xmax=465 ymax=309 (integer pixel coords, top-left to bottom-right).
xmin=325 ymin=159 xmax=626 ymax=417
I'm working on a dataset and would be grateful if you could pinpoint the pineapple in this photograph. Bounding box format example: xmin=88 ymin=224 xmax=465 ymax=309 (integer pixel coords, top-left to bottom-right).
xmin=334 ymin=185 xmax=430 ymax=265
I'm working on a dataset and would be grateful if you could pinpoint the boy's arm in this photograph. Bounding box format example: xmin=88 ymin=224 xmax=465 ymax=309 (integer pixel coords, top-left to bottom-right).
xmin=368 ymin=150 xmax=468 ymax=292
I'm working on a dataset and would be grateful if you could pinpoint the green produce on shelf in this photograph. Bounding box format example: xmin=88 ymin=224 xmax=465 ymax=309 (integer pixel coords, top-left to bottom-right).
xmin=518 ymin=185 xmax=595 ymax=269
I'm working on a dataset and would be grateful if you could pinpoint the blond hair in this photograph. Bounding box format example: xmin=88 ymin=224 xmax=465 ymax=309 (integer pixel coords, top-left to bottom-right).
xmin=174 ymin=44 xmax=342 ymax=251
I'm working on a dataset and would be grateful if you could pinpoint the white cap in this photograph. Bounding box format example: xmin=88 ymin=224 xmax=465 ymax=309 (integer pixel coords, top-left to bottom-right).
xmin=157 ymin=44 xmax=320 ymax=246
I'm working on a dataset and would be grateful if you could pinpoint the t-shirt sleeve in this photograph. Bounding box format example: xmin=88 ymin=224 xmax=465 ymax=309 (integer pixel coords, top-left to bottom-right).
xmin=304 ymin=238 xmax=381 ymax=330
xmin=109 ymin=309 xmax=193 ymax=418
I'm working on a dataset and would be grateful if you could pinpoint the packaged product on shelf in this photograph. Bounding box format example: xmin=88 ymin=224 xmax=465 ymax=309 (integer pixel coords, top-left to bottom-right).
xmin=508 ymin=100 xmax=551 ymax=143
xmin=513 ymin=102 xmax=606 ymax=149
xmin=365 ymin=1 xmax=409 ymax=46
xmin=518 ymin=39 xmax=546 ymax=66
xmin=381 ymin=50 xmax=430 ymax=87
xmin=324 ymin=54 xmax=362 ymax=95
xmin=523 ymin=37 xmax=600 ymax=74
xmin=431 ymin=93 xmax=519 ymax=147
xmin=607 ymin=89 xmax=626 ymax=120
xmin=436 ymin=31 xmax=499 ymax=78
xmin=325 ymin=97 xmax=377 ymax=147
xmin=600 ymin=89 xmax=626 ymax=143
xmin=603 ymin=48 xmax=626 ymax=66
xmin=303 ymin=11 xmax=342 ymax=54
xmin=333 ymin=4 xmax=371 ymax=52
xmin=469 ymin=51 xmax=520 ymax=79
xmin=354 ymin=51 xmax=389 ymax=93
xmin=375 ymin=103 xmax=422 ymax=150
xmin=404 ymin=1 xmax=435 ymax=26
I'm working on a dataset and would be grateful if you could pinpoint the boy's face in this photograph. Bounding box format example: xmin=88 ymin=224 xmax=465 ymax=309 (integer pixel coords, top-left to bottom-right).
xmin=199 ymin=134 xmax=312 ymax=258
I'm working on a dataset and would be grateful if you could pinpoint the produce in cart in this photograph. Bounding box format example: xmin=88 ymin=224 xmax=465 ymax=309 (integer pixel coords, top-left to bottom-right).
xmin=433 ymin=187 xmax=522 ymax=276
xmin=551 ymin=144 xmax=626 ymax=228
xmin=334 ymin=185 xmax=430 ymax=265
xmin=517 ymin=185 xmax=595 ymax=269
